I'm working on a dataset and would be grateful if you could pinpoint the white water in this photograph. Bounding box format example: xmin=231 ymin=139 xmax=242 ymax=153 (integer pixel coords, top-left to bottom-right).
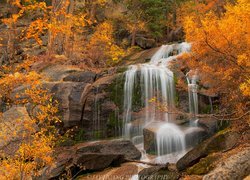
xmin=187 ymin=71 xmax=199 ymax=125
xmin=156 ymin=123 xmax=186 ymax=156
xmin=123 ymin=42 xmax=191 ymax=157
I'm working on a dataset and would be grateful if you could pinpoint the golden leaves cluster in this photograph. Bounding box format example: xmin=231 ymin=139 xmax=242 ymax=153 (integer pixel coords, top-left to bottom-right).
xmin=181 ymin=0 xmax=250 ymax=110
xmin=0 ymin=60 xmax=60 ymax=179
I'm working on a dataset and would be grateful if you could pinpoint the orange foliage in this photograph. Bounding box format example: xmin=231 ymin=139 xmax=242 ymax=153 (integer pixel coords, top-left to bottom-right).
xmin=181 ymin=0 xmax=250 ymax=111
xmin=0 ymin=60 xmax=60 ymax=179
xmin=86 ymin=21 xmax=125 ymax=67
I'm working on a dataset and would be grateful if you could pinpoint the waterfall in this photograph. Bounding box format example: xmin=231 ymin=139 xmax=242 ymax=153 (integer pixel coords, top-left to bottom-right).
xmin=187 ymin=71 xmax=199 ymax=125
xmin=188 ymin=74 xmax=199 ymax=115
xmin=122 ymin=42 xmax=191 ymax=156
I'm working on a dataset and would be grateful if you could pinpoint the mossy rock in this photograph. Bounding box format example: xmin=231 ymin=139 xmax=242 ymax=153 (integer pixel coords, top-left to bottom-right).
xmin=177 ymin=129 xmax=240 ymax=171
xmin=187 ymin=153 xmax=220 ymax=175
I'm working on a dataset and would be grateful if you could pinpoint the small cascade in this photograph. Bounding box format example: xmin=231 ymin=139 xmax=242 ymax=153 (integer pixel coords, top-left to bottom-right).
xmin=187 ymin=72 xmax=199 ymax=125
xmin=122 ymin=42 xmax=191 ymax=157
xmin=156 ymin=123 xmax=186 ymax=156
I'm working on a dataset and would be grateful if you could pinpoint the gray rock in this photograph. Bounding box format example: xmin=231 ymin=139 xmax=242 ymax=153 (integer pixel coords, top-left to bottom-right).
xmin=38 ymin=140 xmax=141 ymax=179
xmin=203 ymin=147 xmax=250 ymax=180
xmin=176 ymin=130 xmax=240 ymax=171
xmin=76 ymin=140 xmax=141 ymax=160
xmin=63 ymin=71 xmax=96 ymax=83
xmin=76 ymin=153 xmax=125 ymax=170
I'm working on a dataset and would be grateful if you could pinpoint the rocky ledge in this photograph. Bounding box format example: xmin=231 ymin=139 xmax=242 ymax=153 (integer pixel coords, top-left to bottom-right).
xmin=37 ymin=140 xmax=141 ymax=179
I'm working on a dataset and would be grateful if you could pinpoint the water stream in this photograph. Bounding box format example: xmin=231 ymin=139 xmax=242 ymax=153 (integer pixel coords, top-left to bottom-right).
xmin=122 ymin=42 xmax=195 ymax=162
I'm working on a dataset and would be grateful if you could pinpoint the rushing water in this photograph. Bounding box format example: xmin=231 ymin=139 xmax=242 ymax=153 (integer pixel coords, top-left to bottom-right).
xmin=156 ymin=123 xmax=186 ymax=156
xmin=122 ymin=42 xmax=191 ymax=158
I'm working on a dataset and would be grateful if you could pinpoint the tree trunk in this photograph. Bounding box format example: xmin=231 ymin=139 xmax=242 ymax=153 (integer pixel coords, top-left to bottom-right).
xmin=131 ymin=29 xmax=136 ymax=46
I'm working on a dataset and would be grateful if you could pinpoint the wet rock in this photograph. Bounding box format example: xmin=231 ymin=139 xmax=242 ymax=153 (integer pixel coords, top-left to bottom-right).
xmin=76 ymin=140 xmax=141 ymax=160
xmin=176 ymin=130 xmax=240 ymax=171
xmin=198 ymin=118 xmax=218 ymax=134
xmin=138 ymin=166 xmax=180 ymax=180
xmin=184 ymin=127 xmax=208 ymax=147
xmin=203 ymin=146 xmax=250 ymax=180
xmin=143 ymin=123 xmax=159 ymax=153
xmin=143 ymin=123 xmax=208 ymax=154
xmin=81 ymin=74 xmax=123 ymax=139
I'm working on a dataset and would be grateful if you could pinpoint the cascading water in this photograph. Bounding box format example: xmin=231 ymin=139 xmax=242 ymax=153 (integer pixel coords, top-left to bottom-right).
xmin=156 ymin=123 xmax=186 ymax=156
xmin=122 ymin=42 xmax=191 ymax=157
xmin=187 ymin=71 xmax=199 ymax=125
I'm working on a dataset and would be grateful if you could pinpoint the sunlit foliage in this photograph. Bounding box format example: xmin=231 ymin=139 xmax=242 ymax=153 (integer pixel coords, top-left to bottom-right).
xmin=182 ymin=0 xmax=250 ymax=111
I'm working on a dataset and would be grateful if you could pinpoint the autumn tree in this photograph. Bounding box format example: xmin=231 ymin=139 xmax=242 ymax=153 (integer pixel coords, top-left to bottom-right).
xmin=86 ymin=21 xmax=125 ymax=67
xmin=181 ymin=0 xmax=249 ymax=116
xmin=0 ymin=60 xmax=60 ymax=179
xmin=0 ymin=0 xmax=49 ymax=65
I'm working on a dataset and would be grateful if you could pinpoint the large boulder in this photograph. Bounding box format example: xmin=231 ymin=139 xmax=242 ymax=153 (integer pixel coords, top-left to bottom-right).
xmin=76 ymin=140 xmax=141 ymax=160
xmin=203 ymin=146 xmax=250 ymax=180
xmin=42 ymin=81 xmax=89 ymax=128
xmin=176 ymin=130 xmax=240 ymax=171
xmin=38 ymin=140 xmax=141 ymax=179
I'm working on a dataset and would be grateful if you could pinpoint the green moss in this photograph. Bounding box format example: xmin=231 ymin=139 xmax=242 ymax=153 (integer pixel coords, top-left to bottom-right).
xmin=201 ymin=104 xmax=212 ymax=114
xmin=132 ymin=77 xmax=143 ymax=111
xmin=107 ymin=111 xmax=122 ymax=129
xmin=74 ymin=128 xmax=86 ymax=142
xmin=187 ymin=154 xmax=219 ymax=175
xmin=116 ymin=66 xmax=128 ymax=73
xmin=108 ymin=74 xmax=125 ymax=110
xmin=93 ymin=130 xmax=102 ymax=139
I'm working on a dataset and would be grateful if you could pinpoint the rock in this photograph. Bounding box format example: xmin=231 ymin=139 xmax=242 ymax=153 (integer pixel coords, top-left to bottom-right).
xmin=63 ymin=71 xmax=96 ymax=83
xmin=143 ymin=123 xmax=208 ymax=153
xmin=198 ymin=118 xmax=218 ymax=134
xmin=38 ymin=156 xmax=73 ymax=180
xmin=203 ymin=147 xmax=250 ymax=180
xmin=138 ymin=166 xmax=180 ymax=180
xmin=166 ymin=27 xmax=184 ymax=43
xmin=143 ymin=122 xmax=160 ymax=153
xmin=38 ymin=140 xmax=141 ymax=179
xmin=41 ymin=64 xmax=81 ymax=81
xmin=176 ymin=130 xmax=240 ymax=171
xmin=186 ymin=153 xmax=220 ymax=175
xmin=76 ymin=154 xmax=125 ymax=170
xmin=0 ymin=106 xmax=33 ymax=156
xmin=81 ymin=74 xmax=123 ymax=139
xmin=126 ymin=47 xmax=159 ymax=64
xmin=43 ymin=81 xmax=88 ymax=128
xmin=81 ymin=162 xmax=138 ymax=180
xmin=184 ymin=127 xmax=209 ymax=147
xmin=76 ymin=140 xmax=141 ymax=160
xmin=135 ymin=36 xmax=156 ymax=49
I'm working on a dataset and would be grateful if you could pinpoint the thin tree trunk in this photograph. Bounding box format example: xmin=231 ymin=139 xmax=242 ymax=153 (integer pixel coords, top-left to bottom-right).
xmin=131 ymin=29 xmax=136 ymax=46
